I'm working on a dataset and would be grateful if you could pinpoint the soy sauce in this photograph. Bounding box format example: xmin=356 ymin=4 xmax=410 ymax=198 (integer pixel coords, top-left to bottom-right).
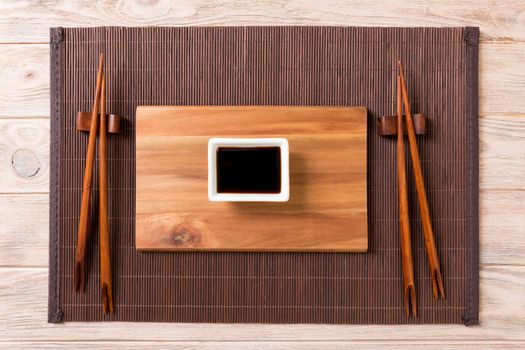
xmin=216 ymin=147 xmax=281 ymax=194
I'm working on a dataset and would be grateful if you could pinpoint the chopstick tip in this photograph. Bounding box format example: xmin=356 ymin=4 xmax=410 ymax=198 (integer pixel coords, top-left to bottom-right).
xmin=432 ymin=269 xmax=446 ymax=300
xmin=404 ymin=284 xmax=417 ymax=319
xmin=102 ymin=283 xmax=114 ymax=314
xmin=73 ymin=261 xmax=85 ymax=293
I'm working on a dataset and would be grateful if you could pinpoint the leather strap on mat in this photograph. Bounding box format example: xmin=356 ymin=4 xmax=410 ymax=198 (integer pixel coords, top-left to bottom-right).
xmin=48 ymin=26 xmax=479 ymax=324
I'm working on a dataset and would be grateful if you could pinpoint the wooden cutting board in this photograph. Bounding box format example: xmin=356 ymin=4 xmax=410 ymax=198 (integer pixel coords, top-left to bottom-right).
xmin=136 ymin=106 xmax=368 ymax=251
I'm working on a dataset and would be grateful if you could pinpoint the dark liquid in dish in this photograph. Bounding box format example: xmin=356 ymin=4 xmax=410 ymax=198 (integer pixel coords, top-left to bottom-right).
xmin=216 ymin=146 xmax=281 ymax=194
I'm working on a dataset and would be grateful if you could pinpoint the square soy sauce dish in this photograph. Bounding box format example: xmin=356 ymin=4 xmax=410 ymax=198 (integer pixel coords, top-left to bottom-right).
xmin=208 ymin=138 xmax=289 ymax=202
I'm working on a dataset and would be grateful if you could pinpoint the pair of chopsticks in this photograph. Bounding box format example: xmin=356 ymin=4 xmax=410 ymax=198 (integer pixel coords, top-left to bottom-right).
xmin=74 ymin=53 xmax=114 ymax=314
xmin=396 ymin=61 xmax=445 ymax=318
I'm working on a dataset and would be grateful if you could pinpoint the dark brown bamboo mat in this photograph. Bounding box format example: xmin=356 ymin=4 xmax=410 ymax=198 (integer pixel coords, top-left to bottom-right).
xmin=49 ymin=26 xmax=479 ymax=324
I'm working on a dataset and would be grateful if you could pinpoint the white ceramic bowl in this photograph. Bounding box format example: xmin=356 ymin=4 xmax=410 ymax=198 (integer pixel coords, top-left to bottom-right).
xmin=208 ymin=137 xmax=289 ymax=202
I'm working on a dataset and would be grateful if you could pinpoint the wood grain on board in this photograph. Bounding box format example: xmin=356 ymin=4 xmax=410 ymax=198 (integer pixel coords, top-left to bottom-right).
xmin=0 ymin=45 xmax=49 ymax=117
xmin=1 ymin=0 xmax=524 ymax=43
xmin=0 ymin=194 xmax=48 ymax=266
xmin=0 ymin=119 xmax=49 ymax=193
xmin=136 ymin=106 xmax=368 ymax=251
xmin=1 ymin=341 xmax=525 ymax=350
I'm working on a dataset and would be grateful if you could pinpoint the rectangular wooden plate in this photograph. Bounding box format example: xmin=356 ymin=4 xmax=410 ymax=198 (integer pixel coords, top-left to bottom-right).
xmin=136 ymin=106 xmax=368 ymax=251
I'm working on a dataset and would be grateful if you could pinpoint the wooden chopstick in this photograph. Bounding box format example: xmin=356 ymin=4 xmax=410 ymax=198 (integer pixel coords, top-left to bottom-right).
xmin=397 ymin=76 xmax=417 ymax=317
xmin=398 ymin=61 xmax=445 ymax=300
xmin=74 ymin=53 xmax=104 ymax=292
xmin=99 ymin=73 xmax=114 ymax=313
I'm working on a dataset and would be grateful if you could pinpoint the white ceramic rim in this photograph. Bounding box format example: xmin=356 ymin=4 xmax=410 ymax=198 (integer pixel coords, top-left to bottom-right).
xmin=208 ymin=137 xmax=290 ymax=202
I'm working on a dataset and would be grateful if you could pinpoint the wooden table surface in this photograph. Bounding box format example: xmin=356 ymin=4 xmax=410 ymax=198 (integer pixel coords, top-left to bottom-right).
xmin=0 ymin=1 xmax=523 ymax=349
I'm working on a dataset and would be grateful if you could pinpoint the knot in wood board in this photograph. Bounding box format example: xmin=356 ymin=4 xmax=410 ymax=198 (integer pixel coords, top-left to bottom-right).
xmin=11 ymin=149 xmax=41 ymax=178
xmin=170 ymin=225 xmax=200 ymax=246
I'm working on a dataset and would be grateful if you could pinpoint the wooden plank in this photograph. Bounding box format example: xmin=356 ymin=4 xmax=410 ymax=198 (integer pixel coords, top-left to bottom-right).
xmin=480 ymin=115 xmax=525 ymax=190
xmin=480 ymin=42 xmax=525 ymax=115
xmin=1 ymin=266 xmax=524 ymax=341
xmin=0 ymin=114 xmax=519 ymax=195
xmin=0 ymin=109 xmax=519 ymax=258
xmin=0 ymin=45 xmax=49 ymax=117
xmin=481 ymin=191 xmax=525 ymax=265
xmin=136 ymin=106 xmax=367 ymax=251
xmin=0 ymin=341 xmax=524 ymax=349
xmin=1 ymin=43 xmax=523 ymax=118
xmin=0 ymin=1 xmax=524 ymax=43
xmin=0 ymin=194 xmax=48 ymax=266
xmin=0 ymin=188 xmax=521 ymax=267
xmin=0 ymin=119 xmax=49 ymax=193
xmin=0 ymin=110 xmax=522 ymax=263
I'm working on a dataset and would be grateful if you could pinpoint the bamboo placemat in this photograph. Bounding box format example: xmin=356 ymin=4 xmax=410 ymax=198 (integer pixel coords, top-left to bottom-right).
xmin=49 ymin=26 xmax=479 ymax=324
